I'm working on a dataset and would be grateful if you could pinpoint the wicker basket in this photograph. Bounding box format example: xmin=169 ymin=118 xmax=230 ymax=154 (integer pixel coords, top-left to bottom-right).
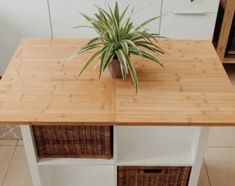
xmin=32 ymin=125 xmax=113 ymax=159
xmin=118 ymin=166 xmax=191 ymax=186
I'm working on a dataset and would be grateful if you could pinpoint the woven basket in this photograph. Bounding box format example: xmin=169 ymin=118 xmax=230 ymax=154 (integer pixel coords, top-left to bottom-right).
xmin=32 ymin=125 xmax=113 ymax=159
xmin=118 ymin=166 xmax=191 ymax=186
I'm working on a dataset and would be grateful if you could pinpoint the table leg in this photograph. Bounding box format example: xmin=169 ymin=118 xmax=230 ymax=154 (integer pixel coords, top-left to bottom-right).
xmin=21 ymin=125 xmax=42 ymax=186
xmin=189 ymin=127 xmax=209 ymax=186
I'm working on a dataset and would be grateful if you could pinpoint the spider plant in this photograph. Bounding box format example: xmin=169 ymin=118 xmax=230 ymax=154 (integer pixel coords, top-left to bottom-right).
xmin=68 ymin=2 xmax=164 ymax=90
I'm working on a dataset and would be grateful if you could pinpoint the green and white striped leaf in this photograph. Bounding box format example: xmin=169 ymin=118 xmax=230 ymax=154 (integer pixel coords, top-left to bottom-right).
xmin=79 ymin=50 xmax=101 ymax=76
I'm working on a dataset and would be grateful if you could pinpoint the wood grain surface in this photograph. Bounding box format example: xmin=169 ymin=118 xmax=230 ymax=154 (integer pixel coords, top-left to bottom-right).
xmin=217 ymin=0 xmax=235 ymax=61
xmin=0 ymin=38 xmax=234 ymax=126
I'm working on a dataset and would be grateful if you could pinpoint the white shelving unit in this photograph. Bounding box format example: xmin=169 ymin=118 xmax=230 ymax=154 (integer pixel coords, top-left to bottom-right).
xmin=21 ymin=125 xmax=209 ymax=186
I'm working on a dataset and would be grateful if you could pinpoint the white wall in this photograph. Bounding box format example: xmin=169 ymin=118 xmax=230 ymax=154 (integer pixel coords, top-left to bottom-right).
xmin=0 ymin=0 xmax=52 ymax=75
xmin=49 ymin=0 xmax=105 ymax=38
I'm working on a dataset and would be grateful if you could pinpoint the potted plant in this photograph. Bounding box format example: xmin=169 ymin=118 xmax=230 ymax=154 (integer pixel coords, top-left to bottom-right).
xmin=67 ymin=2 xmax=164 ymax=90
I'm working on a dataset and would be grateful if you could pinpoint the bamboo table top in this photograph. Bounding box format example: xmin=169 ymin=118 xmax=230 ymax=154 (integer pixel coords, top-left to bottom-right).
xmin=0 ymin=38 xmax=235 ymax=126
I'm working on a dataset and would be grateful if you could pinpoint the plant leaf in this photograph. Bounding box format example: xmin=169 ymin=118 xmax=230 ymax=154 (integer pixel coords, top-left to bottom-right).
xmin=87 ymin=37 xmax=101 ymax=45
xmin=120 ymin=41 xmax=129 ymax=55
xmin=114 ymin=1 xmax=120 ymax=26
xmin=72 ymin=25 xmax=93 ymax=29
xmin=131 ymin=49 xmax=163 ymax=67
xmin=136 ymin=16 xmax=160 ymax=30
xmin=102 ymin=54 xmax=114 ymax=70
xmin=115 ymin=49 xmax=128 ymax=79
xmin=108 ymin=5 xmax=119 ymax=33
xmin=125 ymin=54 xmax=138 ymax=91
xmin=101 ymin=44 xmax=114 ymax=71
xmin=79 ymin=50 xmax=101 ymax=76
xmin=120 ymin=5 xmax=130 ymax=22
xmin=123 ymin=40 xmax=142 ymax=56
xmin=81 ymin=13 xmax=94 ymax=22
xmin=135 ymin=42 xmax=164 ymax=54
xmin=65 ymin=44 xmax=100 ymax=64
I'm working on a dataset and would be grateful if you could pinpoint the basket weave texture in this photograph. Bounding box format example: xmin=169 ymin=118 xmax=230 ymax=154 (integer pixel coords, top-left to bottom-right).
xmin=32 ymin=125 xmax=113 ymax=159
xmin=118 ymin=166 xmax=191 ymax=186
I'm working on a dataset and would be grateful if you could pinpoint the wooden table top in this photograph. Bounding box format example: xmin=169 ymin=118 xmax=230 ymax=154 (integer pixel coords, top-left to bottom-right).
xmin=0 ymin=38 xmax=235 ymax=126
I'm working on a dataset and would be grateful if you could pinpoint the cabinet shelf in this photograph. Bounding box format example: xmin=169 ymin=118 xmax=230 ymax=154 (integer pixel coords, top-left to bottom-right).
xmin=38 ymin=158 xmax=114 ymax=166
xmin=39 ymin=164 xmax=115 ymax=186
xmin=223 ymin=57 xmax=235 ymax=63
xmin=116 ymin=126 xmax=201 ymax=166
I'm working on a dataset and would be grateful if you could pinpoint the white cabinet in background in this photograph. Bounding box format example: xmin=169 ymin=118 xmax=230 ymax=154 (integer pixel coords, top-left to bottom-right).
xmin=49 ymin=0 xmax=161 ymax=38
xmin=162 ymin=0 xmax=219 ymax=13
xmin=49 ymin=0 xmax=105 ymax=38
xmin=160 ymin=13 xmax=218 ymax=40
xmin=105 ymin=0 xmax=162 ymax=33
xmin=160 ymin=0 xmax=220 ymax=39
xmin=0 ymin=0 xmax=51 ymax=75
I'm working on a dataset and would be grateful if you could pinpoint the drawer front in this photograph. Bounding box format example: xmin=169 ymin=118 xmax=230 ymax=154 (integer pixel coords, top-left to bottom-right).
xmin=162 ymin=0 xmax=219 ymax=13
xmin=106 ymin=0 xmax=162 ymax=33
xmin=49 ymin=0 xmax=105 ymax=38
xmin=160 ymin=13 xmax=217 ymax=39
xmin=33 ymin=125 xmax=113 ymax=159
xmin=118 ymin=166 xmax=191 ymax=186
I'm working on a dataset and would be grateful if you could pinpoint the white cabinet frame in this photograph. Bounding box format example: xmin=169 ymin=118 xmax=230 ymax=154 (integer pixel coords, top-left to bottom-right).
xmin=21 ymin=125 xmax=209 ymax=186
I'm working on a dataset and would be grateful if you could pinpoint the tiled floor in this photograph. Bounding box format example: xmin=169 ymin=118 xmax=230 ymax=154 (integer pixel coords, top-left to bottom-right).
xmin=0 ymin=140 xmax=33 ymax=186
xmin=0 ymin=64 xmax=234 ymax=186
xmin=197 ymin=64 xmax=235 ymax=186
